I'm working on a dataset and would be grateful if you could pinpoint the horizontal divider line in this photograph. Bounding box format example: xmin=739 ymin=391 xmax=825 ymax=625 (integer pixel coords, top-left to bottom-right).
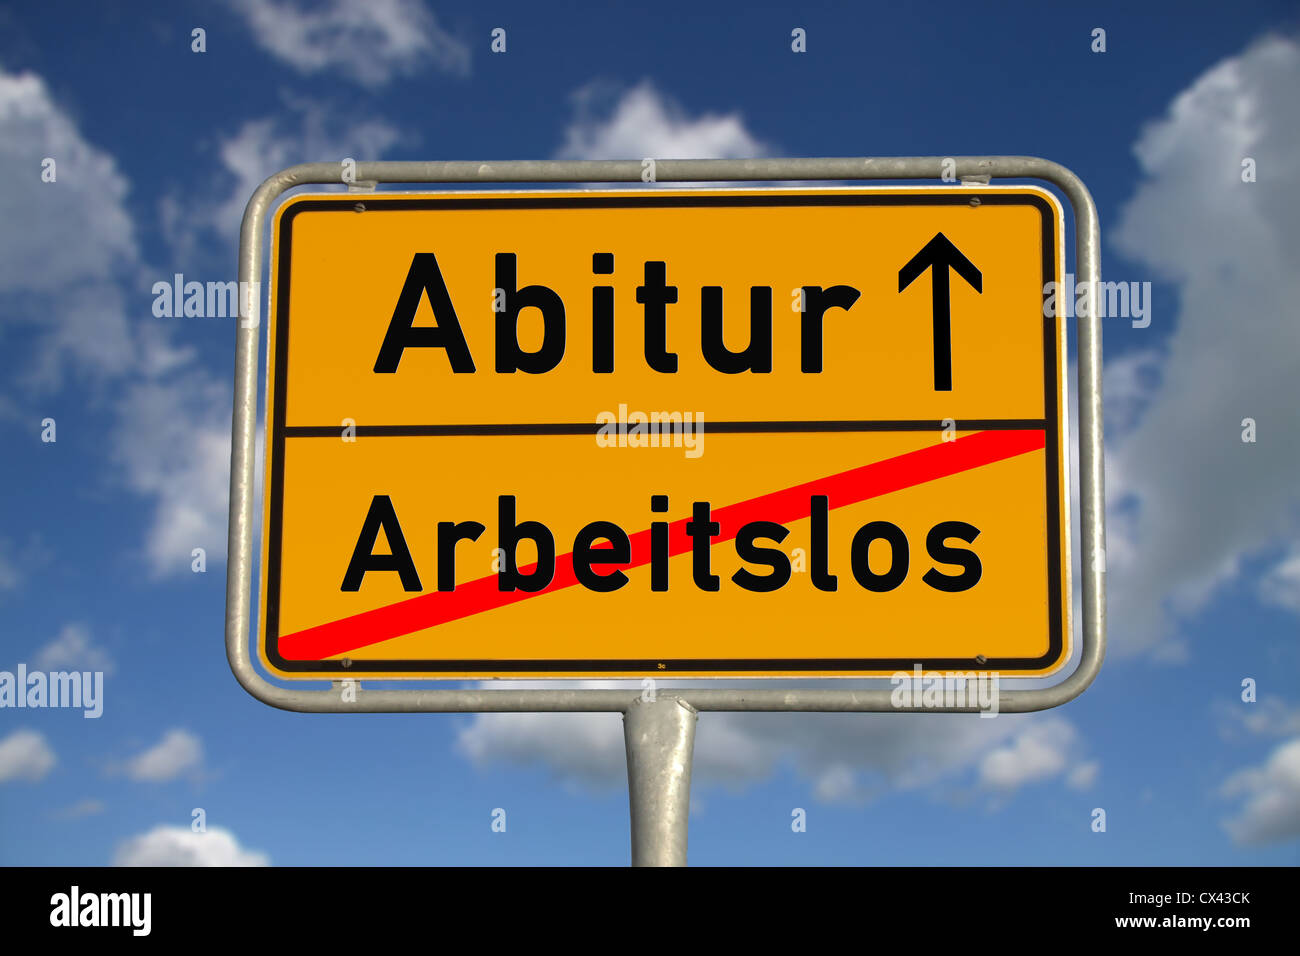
xmin=282 ymin=419 xmax=1050 ymax=437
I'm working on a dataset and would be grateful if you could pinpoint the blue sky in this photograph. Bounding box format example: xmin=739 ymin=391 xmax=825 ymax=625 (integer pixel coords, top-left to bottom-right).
xmin=1 ymin=0 xmax=1298 ymax=865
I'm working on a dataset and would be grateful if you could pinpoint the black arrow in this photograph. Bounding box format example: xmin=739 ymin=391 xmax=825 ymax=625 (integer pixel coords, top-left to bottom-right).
xmin=898 ymin=232 xmax=982 ymax=391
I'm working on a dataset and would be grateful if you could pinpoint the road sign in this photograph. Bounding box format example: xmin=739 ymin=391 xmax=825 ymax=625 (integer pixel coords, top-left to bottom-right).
xmin=258 ymin=185 xmax=1068 ymax=680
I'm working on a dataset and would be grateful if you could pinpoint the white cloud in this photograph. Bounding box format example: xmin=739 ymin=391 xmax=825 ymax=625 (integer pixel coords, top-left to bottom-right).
xmin=0 ymin=729 xmax=56 ymax=783
xmin=457 ymin=683 xmax=1093 ymax=801
xmin=1258 ymin=547 xmax=1300 ymax=613
xmin=1219 ymin=697 xmax=1300 ymax=738
xmin=0 ymin=66 xmax=259 ymax=581
xmin=227 ymin=0 xmax=469 ymax=87
xmin=113 ymin=825 xmax=270 ymax=866
xmin=111 ymin=378 xmax=236 ymax=577
xmin=812 ymin=764 xmax=859 ymax=802
xmin=0 ymin=69 xmax=137 ymax=387
xmin=1066 ymin=760 xmax=1100 ymax=790
xmin=1101 ymin=349 xmax=1163 ymax=438
xmin=50 ymin=798 xmax=106 ymax=820
xmin=556 ymin=79 xmax=769 ymax=161
xmin=124 ymin=729 xmax=203 ymax=783
xmin=978 ymin=719 xmax=1084 ymax=791
xmin=1105 ymin=34 xmax=1300 ymax=657
xmin=0 ymin=71 xmax=136 ymax=289
xmin=1221 ymin=736 xmax=1300 ymax=845
xmin=33 ymin=623 xmax=114 ymax=675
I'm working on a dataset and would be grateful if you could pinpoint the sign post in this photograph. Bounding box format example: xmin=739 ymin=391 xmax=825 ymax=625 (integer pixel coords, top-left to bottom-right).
xmin=226 ymin=157 xmax=1105 ymax=865
xmin=624 ymin=695 xmax=696 ymax=867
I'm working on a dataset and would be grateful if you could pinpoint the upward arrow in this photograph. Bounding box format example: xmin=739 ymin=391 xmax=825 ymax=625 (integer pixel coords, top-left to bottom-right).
xmin=898 ymin=232 xmax=982 ymax=391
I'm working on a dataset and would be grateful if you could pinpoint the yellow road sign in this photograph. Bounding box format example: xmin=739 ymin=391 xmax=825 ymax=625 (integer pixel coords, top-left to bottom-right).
xmin=259 ymin=186 xmax=1069 ymax=679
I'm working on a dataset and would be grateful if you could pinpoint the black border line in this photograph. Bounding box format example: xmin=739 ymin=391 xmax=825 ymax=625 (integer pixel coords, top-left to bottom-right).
xmin=263 ymin=191 xmax=1063 ymax=675
xmin=282 ymin=419 xmax=1050 ymax=438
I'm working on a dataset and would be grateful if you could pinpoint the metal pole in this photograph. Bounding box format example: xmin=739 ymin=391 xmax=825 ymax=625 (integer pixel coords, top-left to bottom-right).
xmin=623 ymin=696 xmax=698 ymax=866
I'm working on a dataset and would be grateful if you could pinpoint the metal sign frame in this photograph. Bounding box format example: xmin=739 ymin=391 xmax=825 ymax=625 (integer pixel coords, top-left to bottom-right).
xmin=225 ymin=157 xmax=1104 ymax=864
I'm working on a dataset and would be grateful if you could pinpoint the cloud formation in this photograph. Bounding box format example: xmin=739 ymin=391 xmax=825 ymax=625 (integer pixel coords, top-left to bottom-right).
xmin=1221 ymin=737 xmax=1300 ymax=845
xmin=227 ymin=0 xmax=469 ymax=87
xmin=1106 ymin=34 xmax=1300 ymax=657
xmin=113 ymin=825 xmax=270 ymax=866
xmin=0 ymin=729 xmax=56 ymax=783
xmin=557 ymin=79 xmax=769 ymax=161
xmin=123 ymin=729 xmax=203 ymax=783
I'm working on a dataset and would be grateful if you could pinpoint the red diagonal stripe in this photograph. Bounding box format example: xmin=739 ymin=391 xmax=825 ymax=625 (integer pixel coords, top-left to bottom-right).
xmin=278 ymin=429 xmax=1045 ymax=660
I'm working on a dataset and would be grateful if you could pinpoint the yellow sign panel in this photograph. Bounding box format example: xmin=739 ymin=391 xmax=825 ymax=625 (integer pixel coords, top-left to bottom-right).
xmin=259 ymin=186 xmax=1069 ymax=679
